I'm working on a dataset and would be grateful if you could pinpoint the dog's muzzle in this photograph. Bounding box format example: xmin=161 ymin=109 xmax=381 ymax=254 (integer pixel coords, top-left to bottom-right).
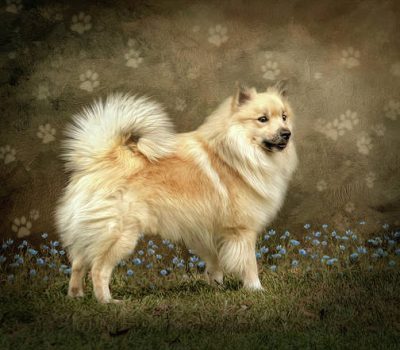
xmin=262 ymin=129 xmax=291 ymax=152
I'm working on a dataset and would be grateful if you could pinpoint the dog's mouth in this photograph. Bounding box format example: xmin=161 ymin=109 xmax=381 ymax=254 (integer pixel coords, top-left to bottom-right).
xmin=262 ymin=140 xmax=288 ymax=152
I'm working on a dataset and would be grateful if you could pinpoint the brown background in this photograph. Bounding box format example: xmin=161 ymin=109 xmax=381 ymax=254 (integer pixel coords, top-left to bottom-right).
xmin=1 ymin=0 xmax=400 ymax=242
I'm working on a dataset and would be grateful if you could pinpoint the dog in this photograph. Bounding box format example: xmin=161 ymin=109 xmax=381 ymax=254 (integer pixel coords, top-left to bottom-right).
xmin=55 ymin=83 xmax=298 ymax=303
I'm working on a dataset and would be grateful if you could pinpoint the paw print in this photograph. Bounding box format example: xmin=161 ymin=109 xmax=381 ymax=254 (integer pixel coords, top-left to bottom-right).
xmin=365 ymin=172 xmax=376 ymax=189
xmin=125 ymin=49 xmax=143 ymax=68
xmin=29 ymin=209 xmax=40 ymax=221
xmin=35 ymin=84 xmax=50 ymax=100
xmin=79 ymin=70 xmax=99 ymax=92
xmin=356 ymin=133 xmax=373 ymax=155
xmin=208 ymin=25 xmax=228 ymax=47
xmin=70 ymin=12 xmax=92 ymax=34
xmin=37 ymin=124 xmax=56 ymax=144
xmin=316 ymin=180 xmax=327 ymax=192
xmin=344 ymin=202 xmax=355 ymax=213
xmin=341 ymin=47 xmax=360 ymax=68
xmin=0 ymin=145 xmax=16 ymax=164
xmin=390 ymin=62 xmax=400 ymax=77
xmin=187 ymin=66 xmax=200 ymax=80
xmin=384 ymin=100 xmax=400 ymax=121
xmin=175 ymin=98 xmax=186 ymax=112
xmin=6 ymin=0 xmax=23 ymax=14
xmin=11 ymin=216 xmax=32 ymax=238
xmin=337 ymin=110 xmax=359 ymax=132
xmin=261 ymin=61 xmax=280 ymax=80
xmin=373 ymin=123 xmax=386 ymax=137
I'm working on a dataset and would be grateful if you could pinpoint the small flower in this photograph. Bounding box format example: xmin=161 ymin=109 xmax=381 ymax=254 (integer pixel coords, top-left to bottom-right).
xmin=326 ymin=258 xmax=338 ymax=266
xmin=256 ymin=252 xmax=262 ymax=259
xmin=268 ymin=229 xmax=276 ymax=235
xmin=197 ymin=261 xmax=206 ymax=268
xmin=147 ymin=248 xmax=155 ymax=255
xmin=357 ymin=246 xmax=367 ymax=254
xmin=41 ymin=233 xmax=48 ymax=239
xmin=289 ymin=239 xmax=300 ymax=246
xmin=260 ymin=246 xmax=269 ymax=254
xmin=146 ymin=263 xmax=153 ymax=269
xmin=270 ymin=265 xmax=277 ymax=272
xmin=168 ymin=243 xmax=175 ymax=250
xmin=388 ymin=260 xmax=396 ymax=267
xmin=350 ymin=253 xmax=359 ymax=261
xmin=133 ymin=258 xmax=142 ymax=265
xmin=291 ymin=260 xmax=299 ymax=267
xmin=138 ymin=250 xmax=144 ymax=256
xmin=36 ymin=258 xmax=45 ymax=266
xmin=339 ymin=245 xmax=346 ymax=251
xmin=321 ymin=241 xmax=328 ymax=246
xmin=160 ymin=269 xmax=168 ymax=276
xmin=156 ymin=254 xmax=162 ymax=260
xmin=382 ymin=223 xmax=389 ymax=230
xmin=322 ymin=224 xmax=328 ymax=229
xmin=271 ymin=253 xmax=282 ymax=259
xmin=298 ymin=249 xmax=307 ymax=256
xmin=126 ymin=269 xmax=134 ymax=276
xmin=314 ymin=231 xmax=321 ymax=238
xmin=29 ymin=269 xmax=37 ymax=277
xmin=304 ymin=224 xmax=311 ymax=229
xmin=27 ymin=248 xmax=38 ymax=255
xmin=312 ymin=239 xmax=320 ymax=246
xmin=263 ymin=234 xmax=270 ymax=241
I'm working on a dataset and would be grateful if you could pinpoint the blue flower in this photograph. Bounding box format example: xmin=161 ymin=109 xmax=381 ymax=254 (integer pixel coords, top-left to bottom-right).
xmin=138 ymin=250 xmax=144 ymax=256
xmin=63 ymin=268 xmax=72 ymax=275
xmin=190 ymin=255 xmax=199 ymax=263
xmin=322 ymin=255 xmax=330 ymax=260
xmin=260 ymin=246 xmax=269 ymax=254
xmin=331 ymin=231 xmax=337 ymax=237
xmin=41 ymin=233 xmax=48 ymax=239
xmin=59 ymin=250 xmax=65 ymax=256
xmin=326 ymin=258 xmax=338 ymax=266
xmin=268 ymin=229 xmax=276 ymax=236
xmin=6 ymin=239 xmax=14 ymax=245
xmin=312 ymin=239 xmax=320 ymax=246
xmin=147 ymin=248 xmax=155 ymax=255
xmin=22 ymin=240 xmax=28 ymax=246
xmin=388 ymin=260 xmax=396 ymax=267
xmin=50 ymin=248 xmax=58 ymax=255
xmin=291 ymin=260 xmax=299 ymax=267
xmin=156 ymin=254 xmax=162 ymax=260
xmin=388 ymin=240 xmax=395 ymax=246
xmin=162 ymin=239 xmax=171 ymax=245
xmin=29 ymin=269 xmax=37 ymax=277
xmin=146 ymin=263 xmax=153 ymax=269
xmin=345 ymin=230 xmax=353 ymax=236
xmin=28 ymin=248 xmax=38 ymax=255
xmin=133 ymin=258 xmax=142 ymax=265
xmin=177 ymin=262 xmax=185 ymax=268
xmin=298 ymin=249 xmax=307 ymax=256
xmin=304 ymin=224 xmax=311 ymax=229
xmin=36 ymin=258 xmax=45 ymax=266
xmin=350 ymin=253 xmax=359 ymax=261
xmin=322 ymin=224 xmax=328 ymax=229
xmin=314 ymin=231 xmax=321 ymax=238
xmin=394 ymin=231 xmax=400 ymax=239
xmin=270 ymin=265 xmax=277 ymax=272
xmin=357 ymin=246 xmax=367 ymax=254
xmin=188 ymin=262 xmax=194 ymax=268
xmin=168 ymin=243 xmax=175 ymax=250
xmin=17 ymin=257 xmax=24 ymax=264
xmin=263 ymin=234 xmax=270 ymax=241
xmin=197 ymin=261 xmax=206 ymax=268
xmin=321 ymin=241 xmax=327 ymax=246
xmin=0 ymin=256 xmax=6 ymax=263
xmin=289 ymin=239 xmax=300 ymax=246
xmin=376 ymin=248 xmax=385 ymax=257
xmin=160 ymin=269 xmax=168 ymax=276
xmin=351 ymin=235 xmax=358 ymax=241
xmin=341 ymin=236 xmax=349 ymax=241
xmin=51 ymin=241 xmax=60 ymax=247
xmin=42 ymin=245 xmax=49 ymax=250
xmin=255 ymin=252 xmax=262 ymax=259
xmin=48 ymin=262 xmax=57 ymax=269
xmin=359 ymin=220 xmax=366 ymax=225
xmin=279 ymin=248 xmax=286 ymax=255
xmin=172 ymin=256 xmax=180 ymax=265
xmin=148 ymin=240 xmax=154 ymax=246
xmin=126 ymin=269 xmax=134 ymax=276
xmin=382 ymin=223 xmax=389 ymax=230
xmin=271 ymin=253 xmax=282 ymax=259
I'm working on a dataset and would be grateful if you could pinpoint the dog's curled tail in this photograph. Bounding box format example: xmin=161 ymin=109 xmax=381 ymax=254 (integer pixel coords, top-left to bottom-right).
xmin=62 ymin=93 xmax=176 ymax=173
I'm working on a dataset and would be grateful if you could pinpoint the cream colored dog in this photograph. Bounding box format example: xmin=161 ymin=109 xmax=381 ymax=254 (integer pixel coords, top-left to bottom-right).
xmin=55 ymin=83 xmax=298 ymax=303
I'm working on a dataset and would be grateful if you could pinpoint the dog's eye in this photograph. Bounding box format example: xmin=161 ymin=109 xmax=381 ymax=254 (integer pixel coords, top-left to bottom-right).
xmin=258 ymin=115 xmax=269 ymax=123
xmin=282 ymin=113 xmax=287 ymax=121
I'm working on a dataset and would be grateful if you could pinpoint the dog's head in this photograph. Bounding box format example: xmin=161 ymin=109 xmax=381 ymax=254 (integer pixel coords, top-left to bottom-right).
xmin=230 ymin=82 xmax=294 ymax=153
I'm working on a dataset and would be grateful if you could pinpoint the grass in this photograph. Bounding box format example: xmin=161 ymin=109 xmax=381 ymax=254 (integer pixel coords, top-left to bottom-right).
xmin=1 ymin=224 xmax=399 ymax=349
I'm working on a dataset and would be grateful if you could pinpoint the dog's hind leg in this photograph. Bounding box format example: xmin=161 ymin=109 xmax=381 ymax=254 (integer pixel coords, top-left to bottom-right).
xmin=68 ymin=256 xmax=88 ymax=298
xmin=91 ymin=230 xmax=139 ymax=303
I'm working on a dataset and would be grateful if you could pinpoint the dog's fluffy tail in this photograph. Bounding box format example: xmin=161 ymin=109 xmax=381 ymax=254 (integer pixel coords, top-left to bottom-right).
xmin=62 ymin=93 xmax=176 ymax=173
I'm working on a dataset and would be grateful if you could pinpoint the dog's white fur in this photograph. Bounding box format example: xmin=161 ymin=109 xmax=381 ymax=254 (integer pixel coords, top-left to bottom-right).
xmin=55 ymin=85 xmax=298 ymax=302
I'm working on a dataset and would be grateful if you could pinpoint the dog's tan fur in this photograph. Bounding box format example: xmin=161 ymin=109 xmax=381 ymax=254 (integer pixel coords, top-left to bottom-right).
xmin=55 ymin=84 xmax=298 ymax=303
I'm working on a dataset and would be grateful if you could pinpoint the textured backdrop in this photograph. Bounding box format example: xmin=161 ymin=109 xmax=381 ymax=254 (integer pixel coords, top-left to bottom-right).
xmin=1 ymin=0 xmax=399 ymax=242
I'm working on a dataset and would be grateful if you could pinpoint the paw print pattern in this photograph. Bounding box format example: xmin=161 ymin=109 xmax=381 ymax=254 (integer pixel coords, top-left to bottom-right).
xmin=365 ymin=172 xmax=376 ymax=189
xmin=208 ymin=25 xmax=228 ymax=46
xmin=125 ymin=49 xmax=143 ymax=68
xmin=356 ymin=132 xmax=373 ymax=155
xmin=0 ymin=145 xmax=16 ymax=164
xmin=37 ymin=124 xmax=56 ymax=144
xmin=384 ymin=100 xmax=400 ymax=120
xmin=6 ymin=0 xmax=23 ymax=14
xmin=70 ymin=12 xmax=92 ymax=34
xmin=373 ymin=123 xmax=386 ymax=137
xmin=341 ymin=47 xmax=360 ymax=68
xmin=344 ymin=202 xmax=355 ymax=213
xmin=315 ymin=110 xmax=359 ymax=141
xmin=175 ymin=98 xmax=186 ymax=111
xmin=35 ymin=84 xmax=50 ymax=100
xmin=79 ymin=70 xmax=99 ymax=92
xmin=29 ymin=209 xmax=40 ymax=221
xmin=11 ymin=216 xmax=32 ymax=238
xmin=262 ymin=61 xmax=280 ymax=80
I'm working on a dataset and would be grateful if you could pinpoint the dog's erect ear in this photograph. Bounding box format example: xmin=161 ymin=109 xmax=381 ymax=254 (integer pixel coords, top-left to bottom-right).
xmin=268 ymin=79 xmax=288 ymax=97
xmin=232 ymin=82 xmax=257 ymax=110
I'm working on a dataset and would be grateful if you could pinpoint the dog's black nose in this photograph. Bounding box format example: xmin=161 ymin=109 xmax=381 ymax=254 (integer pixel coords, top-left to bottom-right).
xmin=280 ymin=129 xmax=291 ymax=141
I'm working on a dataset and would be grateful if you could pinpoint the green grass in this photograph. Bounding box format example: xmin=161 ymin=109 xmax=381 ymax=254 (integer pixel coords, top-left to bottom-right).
xmin=1 ymin=269 xmax=399 ymax=349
